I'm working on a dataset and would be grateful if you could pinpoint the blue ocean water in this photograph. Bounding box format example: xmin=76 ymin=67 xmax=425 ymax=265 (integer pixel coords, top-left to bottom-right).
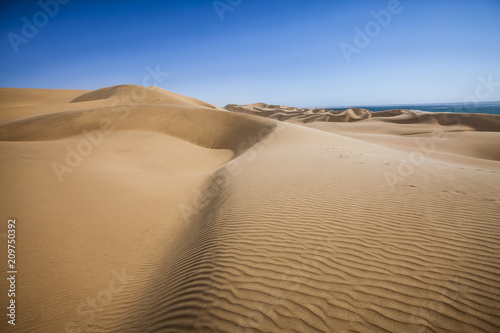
xmin=326 ymin=101 xmax=500 ymax=115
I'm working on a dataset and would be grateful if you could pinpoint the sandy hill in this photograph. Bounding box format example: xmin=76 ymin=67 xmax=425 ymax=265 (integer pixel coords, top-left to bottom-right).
xmin=225 ymin=103 xmax=500 ymax=168
xmin=70 ymin=85 xmax=217 ymax=109
xmin=0 ymin=86 xmax=499 ymax=332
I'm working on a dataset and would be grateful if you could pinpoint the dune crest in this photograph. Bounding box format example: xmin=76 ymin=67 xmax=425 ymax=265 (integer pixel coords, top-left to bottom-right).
xmin=70 ymin=84 xmax=217 ymax=109
xmin=225 ymin=103 xmax=500 ymax=130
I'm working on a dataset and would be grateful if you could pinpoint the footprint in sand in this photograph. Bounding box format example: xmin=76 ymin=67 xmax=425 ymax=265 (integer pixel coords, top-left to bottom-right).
xmin=444 ymin=190 xmax=465 ymax=195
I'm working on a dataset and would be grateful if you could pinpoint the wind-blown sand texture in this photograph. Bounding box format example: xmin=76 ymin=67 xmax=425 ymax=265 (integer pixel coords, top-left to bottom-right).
xmin=1 ymin=86 xmax=499 ymax=332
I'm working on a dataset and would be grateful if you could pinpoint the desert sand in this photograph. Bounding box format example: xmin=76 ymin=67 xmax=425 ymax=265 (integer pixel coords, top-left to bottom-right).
xmin=0 ymin=86 xmax=499 ymax=332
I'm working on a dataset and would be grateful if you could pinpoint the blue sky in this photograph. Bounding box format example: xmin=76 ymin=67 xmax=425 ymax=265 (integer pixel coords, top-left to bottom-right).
xmin=1 ymin=0 xmax=499 ymax=107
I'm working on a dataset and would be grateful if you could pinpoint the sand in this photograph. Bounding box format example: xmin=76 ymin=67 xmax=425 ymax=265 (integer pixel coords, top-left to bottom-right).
xmin=0 ymin=86 xmax=499 ymax=332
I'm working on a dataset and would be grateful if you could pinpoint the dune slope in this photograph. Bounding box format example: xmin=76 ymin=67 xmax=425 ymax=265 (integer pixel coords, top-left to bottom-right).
xmin=101 ymin=123 xmax=500 ymax=333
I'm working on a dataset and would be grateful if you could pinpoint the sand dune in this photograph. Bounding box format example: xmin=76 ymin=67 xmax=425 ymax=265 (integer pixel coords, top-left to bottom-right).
xmin=225 ymin=103 xmax=500 ymax=129
xmin=1 ymin=87 xmax=499 ymax=332
xmin=0 ymin=88 xmax=91 ymax=124
xmin=70 ymin=85 xmax=217 ymax=109
xmin=226 ymin=103 xmax=500 ymax=169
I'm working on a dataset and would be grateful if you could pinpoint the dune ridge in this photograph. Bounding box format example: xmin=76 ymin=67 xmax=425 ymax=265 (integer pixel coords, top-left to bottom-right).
xmin=0 ymin=86 xmax=275 ymax=155
xmin=70 ymin=85 xmax=218 ymax=109
xmin=0 ymin=86 xmax=499 ymax=332
xmin=224 ymin=103 xmax=500 ymax=169
xmin=224 ymin=103 xmax=500 ymax=131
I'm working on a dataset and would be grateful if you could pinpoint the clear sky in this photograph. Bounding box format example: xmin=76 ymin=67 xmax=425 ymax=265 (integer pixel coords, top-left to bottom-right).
xmin=1 ymin=0 xmax=499 ymax=107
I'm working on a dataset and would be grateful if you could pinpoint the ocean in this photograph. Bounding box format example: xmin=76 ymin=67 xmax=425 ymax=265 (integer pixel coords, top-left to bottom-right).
xmin=326 ymin=101 xmax=500 ymax=115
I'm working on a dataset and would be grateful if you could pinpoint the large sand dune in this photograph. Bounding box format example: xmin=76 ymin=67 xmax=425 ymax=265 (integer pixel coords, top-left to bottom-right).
xmin=1 ymin=87 xmax=499 ymax=332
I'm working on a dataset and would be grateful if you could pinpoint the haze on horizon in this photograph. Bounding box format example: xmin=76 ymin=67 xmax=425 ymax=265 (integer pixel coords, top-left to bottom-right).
xmin=1 ymin=0 xmax=499 ymax=107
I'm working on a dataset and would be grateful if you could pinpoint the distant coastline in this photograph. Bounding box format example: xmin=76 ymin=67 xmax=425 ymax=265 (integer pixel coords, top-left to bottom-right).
xmin=324 ymin=101 xmax=500 ymax=115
